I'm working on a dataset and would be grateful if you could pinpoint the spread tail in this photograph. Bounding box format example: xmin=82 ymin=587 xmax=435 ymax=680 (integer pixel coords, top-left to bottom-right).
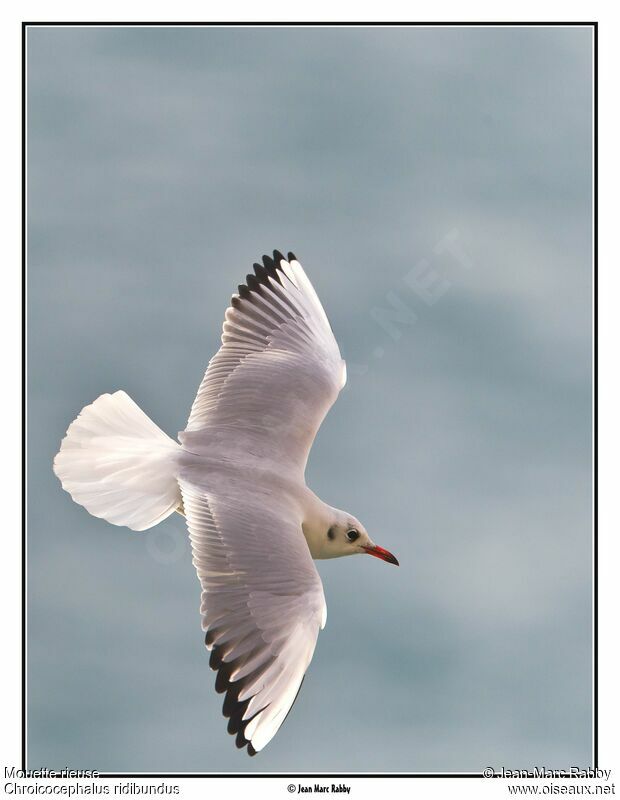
xmin=53 ymin=390 xmax=182 ymax=531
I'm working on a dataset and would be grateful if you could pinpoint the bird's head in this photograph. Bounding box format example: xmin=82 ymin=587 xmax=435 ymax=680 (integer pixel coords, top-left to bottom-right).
xmin=322 ymin=511 xmax=399 ymax=565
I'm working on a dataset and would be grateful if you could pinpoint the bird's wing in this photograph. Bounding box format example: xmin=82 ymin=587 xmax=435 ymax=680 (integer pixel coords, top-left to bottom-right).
xmin=179 ymin=477 xmax=327 ymax=755
xmin=182 ymin=251 xmax=346 ymax=476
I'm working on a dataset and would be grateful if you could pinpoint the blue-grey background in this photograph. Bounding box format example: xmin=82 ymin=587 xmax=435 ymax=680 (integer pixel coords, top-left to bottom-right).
xmin=27 ymin=26 xmax=593 ymax=773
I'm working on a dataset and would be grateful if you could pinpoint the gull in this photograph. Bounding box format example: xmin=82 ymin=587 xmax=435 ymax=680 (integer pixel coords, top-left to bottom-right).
xmin=53 ymin=250 xmax=399 ymax=756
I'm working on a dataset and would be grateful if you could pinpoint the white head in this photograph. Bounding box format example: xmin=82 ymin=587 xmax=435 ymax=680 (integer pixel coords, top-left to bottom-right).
xmin=303 ymin=504 xmax=399 ymax=565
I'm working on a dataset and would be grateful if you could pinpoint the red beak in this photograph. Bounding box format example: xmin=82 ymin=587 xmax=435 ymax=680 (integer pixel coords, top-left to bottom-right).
xmin=363 ymin=544 xmax=399 ymax=566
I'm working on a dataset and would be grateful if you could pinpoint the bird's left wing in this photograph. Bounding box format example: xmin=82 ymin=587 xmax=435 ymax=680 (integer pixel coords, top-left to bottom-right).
xmin=179 ymin=477 xmax=327 ymax=756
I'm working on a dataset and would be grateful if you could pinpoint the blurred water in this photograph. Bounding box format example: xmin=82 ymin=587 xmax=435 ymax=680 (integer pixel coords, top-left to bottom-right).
xmin=27 ymin=25 xmax=593 ymax=772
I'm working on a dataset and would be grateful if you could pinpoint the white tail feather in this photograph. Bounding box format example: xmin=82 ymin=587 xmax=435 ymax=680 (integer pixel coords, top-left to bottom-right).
xmin=53 ymin=391 xmax=182 ymax=531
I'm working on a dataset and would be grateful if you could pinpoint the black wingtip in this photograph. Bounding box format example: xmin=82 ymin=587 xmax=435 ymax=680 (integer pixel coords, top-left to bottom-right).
xmin=261 ymin=254 xmax=282 ymax=285
xmin=215 ymin=662 xmax=234 ymax=694
xmin=246 ymin=274 xmax=260 ymax=292
xmin=287 ymin=251 xmax=297 ymax=262
xmin=209 ymin=647 xmax=223 ymax=671
xmin=247 ymin=743 xmax=257 ymax=757
xmin=235 ymin=729 xmax=248 ymax=749
xmin=209 ymin=639 xmax=276 ymax=756
xmin=223 ymin=687 xmax=247 ymax=719
xmin=253 ymin=262 xmax=267 ymax=280
xmin=232 ymin=250 xmax=294 ymax=308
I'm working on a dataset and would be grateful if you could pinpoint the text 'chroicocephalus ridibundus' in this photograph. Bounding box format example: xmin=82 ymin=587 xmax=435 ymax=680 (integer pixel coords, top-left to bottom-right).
xmin=53 ymin=250 xmax=399 ymax=756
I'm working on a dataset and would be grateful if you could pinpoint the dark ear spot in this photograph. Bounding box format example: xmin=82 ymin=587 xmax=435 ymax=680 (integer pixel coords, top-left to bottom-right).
xmin=327 ymin=526 xmax=336 ymax=541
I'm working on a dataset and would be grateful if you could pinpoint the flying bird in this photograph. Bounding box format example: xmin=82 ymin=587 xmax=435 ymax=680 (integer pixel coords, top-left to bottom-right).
xmin=53 ymin=251 xmax=399 ymax=756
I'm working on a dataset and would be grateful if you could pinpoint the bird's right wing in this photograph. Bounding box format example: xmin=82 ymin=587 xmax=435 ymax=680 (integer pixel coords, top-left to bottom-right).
xmin=179 ymin=477 xmax=327 ymax=756
xmin=181 ymin=252 xmax=346 ymax=477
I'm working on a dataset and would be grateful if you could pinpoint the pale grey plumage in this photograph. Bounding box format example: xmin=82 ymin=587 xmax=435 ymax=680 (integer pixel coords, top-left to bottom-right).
xmin=54 ymin=250 xmax=397 ymax=758
xmin=177 ymin=252 xmax=345 ymax=753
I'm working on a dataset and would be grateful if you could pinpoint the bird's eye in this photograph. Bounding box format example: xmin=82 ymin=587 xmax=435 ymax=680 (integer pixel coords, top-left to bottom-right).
xmin=346 ymin=529 xmax=360 ymax=542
